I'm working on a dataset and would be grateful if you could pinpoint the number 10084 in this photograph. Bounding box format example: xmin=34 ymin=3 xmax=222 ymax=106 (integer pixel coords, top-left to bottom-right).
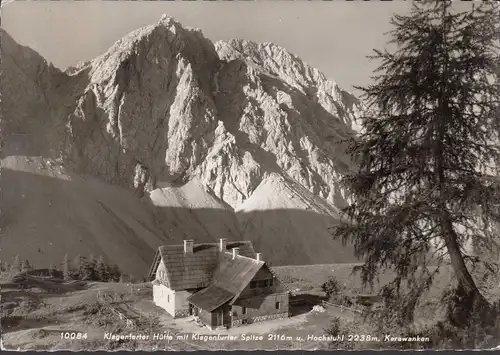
xmin=60 ymin=332 xmax=88 ymax=340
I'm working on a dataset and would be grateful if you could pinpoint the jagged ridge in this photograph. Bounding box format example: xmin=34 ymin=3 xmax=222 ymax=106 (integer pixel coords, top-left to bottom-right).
xmin=1 ymin=16 xmax=362 ymax=273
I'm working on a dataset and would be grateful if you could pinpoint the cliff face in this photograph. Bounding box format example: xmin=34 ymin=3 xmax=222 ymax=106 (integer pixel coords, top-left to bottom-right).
xmin=61 ymin=18 xmax=222 ymax=196
xmin=209 ymin=39 xmax=360 ymax=208
xmin=1 ymin=16 xmax=362 ymax=273
xmin=60 ymin=17 xmax=361 ymax=206
xmin=0 ymin=29 xmax=69 ymax=159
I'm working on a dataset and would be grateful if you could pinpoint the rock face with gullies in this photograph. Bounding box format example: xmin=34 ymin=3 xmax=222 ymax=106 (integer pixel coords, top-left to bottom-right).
xmin=62 ymin=17 xmax=221 ymax=196
xmin=1 ymin=15 xmax=363 ymax=269
xmin=210 ymin=39 xmax=361 ymax=208
xmin=59 ymin=17 xmax=362 ymax=205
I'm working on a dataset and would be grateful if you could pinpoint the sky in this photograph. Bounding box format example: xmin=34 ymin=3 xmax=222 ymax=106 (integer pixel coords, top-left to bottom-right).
xmin=1 ymin=0 xmax=417 ymax=96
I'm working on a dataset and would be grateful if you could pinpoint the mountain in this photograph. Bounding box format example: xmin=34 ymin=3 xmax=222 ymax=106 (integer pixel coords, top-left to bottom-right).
xmin=0 ymin=16 xmax=362 ymax=278
xmin=0 ymin=29 xmax=69 ymax=158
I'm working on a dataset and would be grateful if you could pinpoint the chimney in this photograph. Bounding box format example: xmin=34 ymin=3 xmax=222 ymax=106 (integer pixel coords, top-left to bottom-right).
xmin=219 ymin=238 xmax=227 ymax=252
xmin=256 ymin=253 xmax=263 ymax=262
xmin=183 ymin=240 xmax=194 ymax=254
xmin=232 ymin=247 xmax=240 ymax=259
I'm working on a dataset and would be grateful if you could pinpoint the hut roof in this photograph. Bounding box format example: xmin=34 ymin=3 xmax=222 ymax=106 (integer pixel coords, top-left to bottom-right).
xmin=187 ymin=252 xmax=265 ymax=310
xmin=212 ymin=252 xmax=264 ymax=303
xmin=187 ymin=285 xmax=234 ymax=312
xmin=148 ymin=241 xmax=256 ymax=290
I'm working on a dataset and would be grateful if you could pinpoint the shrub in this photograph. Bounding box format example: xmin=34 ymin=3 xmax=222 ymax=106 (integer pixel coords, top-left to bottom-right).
xmin=136 ymin=314 xmax=160 ymax=333
xmin=0 ymin=261 xmax=10 ymax=272
xmin=84 ymin=301 xmax=105 ymax=316
xmin=21 ymin=260 xmax=32 ymax=273
xmin=338 ymin=295 xmax=354 ymax=307
xmin=325 ymin=316 xmax=341 ymax=335
xmin=106 ymin=338 xmax=138 ymax=351
xmin=324 ymin=316 xmax=356 ymax=350
xmin=321 ymin=276 xmax=344 ymax=298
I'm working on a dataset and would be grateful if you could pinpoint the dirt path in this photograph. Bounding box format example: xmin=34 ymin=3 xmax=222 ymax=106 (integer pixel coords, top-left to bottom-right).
xmin=165 ymin=312 xmax=309 ymax=337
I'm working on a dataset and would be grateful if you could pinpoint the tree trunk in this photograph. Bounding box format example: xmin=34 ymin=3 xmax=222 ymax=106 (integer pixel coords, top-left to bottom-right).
xmin=433 ymin=0 xmax=493 ymax=328
xmin=443 ymin=218 xmax=480 ymax=294
xmin=442 ymin=214 xmax=494 ymax=327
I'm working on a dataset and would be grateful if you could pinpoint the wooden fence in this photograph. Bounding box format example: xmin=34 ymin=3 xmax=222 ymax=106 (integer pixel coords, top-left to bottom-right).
xmin=321 ymin=300 xmax=363 ymax=314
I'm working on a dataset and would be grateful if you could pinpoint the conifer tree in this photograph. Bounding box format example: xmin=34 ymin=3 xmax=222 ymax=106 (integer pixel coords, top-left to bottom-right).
xmin=48 ymin=263 xmax=57 ymax=277
xmin=333 ymin=1 xmax=500 ymax=330
xmin=86 ymin=254 xmax=97 ymax=281
xmin=72 ymin=255 xmax=80 ymax=279
xmin=96 ymin=255 xmax=107 ymax=281
xmin=77 ymin=255 xmax=87 ymax=280
xmin=11 ymin=255 xmax=21 ymax=273
xmin=62 ymin=253 xmax=71 ymax=280
xmin=108 ymin=264 xmax=121 ymax=282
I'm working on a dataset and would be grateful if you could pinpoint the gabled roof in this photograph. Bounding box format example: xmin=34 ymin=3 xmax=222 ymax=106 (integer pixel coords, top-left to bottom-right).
xmin=187 ymin=252 xmax=265 ymax=309
xmin=212 ymin=252 xmax=264 ymax=304
xmin=148 ymin=241 xmax=256 ymax=290
xmin=187 ymin=285 xmax=234 ymax=312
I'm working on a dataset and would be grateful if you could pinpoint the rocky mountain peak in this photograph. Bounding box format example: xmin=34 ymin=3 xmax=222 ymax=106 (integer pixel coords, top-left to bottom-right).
xmin=53 ymin=15 xmax=362 ymax=208
xmin=216 ymin=38 xmax=362 ymax=130
xmin=1 ymin=15 xmax=361 ymax=269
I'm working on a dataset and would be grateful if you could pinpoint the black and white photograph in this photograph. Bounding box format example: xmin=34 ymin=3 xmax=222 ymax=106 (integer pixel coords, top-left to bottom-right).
xmin=1 ymin=0 xmax=499 ymax=351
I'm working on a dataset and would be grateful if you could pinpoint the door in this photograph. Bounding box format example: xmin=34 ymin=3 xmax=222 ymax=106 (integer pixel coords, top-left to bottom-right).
xmin=189 ymin=304 xmax=199 ymax=316
xmin=224 ymin=307 xmax=232 ymax=327
xmin=216 ymin=309 xmax=224 ymax=326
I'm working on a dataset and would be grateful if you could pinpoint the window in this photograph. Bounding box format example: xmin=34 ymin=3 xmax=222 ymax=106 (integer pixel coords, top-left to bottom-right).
xmin=269 ymin=278 xmax=274 ymax=287
xmin=257 ymin=280 xmax=267 ymax=288
xmin=250 ymin=281 xmax=257 ymax=289
xmin=167 ymin=294 xmax=170 ymax=303
xmin=242 ymin=307 xmax=247 ymax=315
xmin=275 ymin=301 xmax=280 ymax=310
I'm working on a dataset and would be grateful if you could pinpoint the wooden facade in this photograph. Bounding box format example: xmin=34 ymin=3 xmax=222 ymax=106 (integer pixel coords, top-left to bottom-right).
xmin=231 ymin=292 xmax=289 ymax=326
xmin=198 ymin=307 xmax=213 ymax=328
xmin=193 ymin=294 xmax=289 ymax=330
xmin=209 ymin=305 xmax=232 ymax=329
xmin=193 ymin=267 xmax=290 ymax=329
